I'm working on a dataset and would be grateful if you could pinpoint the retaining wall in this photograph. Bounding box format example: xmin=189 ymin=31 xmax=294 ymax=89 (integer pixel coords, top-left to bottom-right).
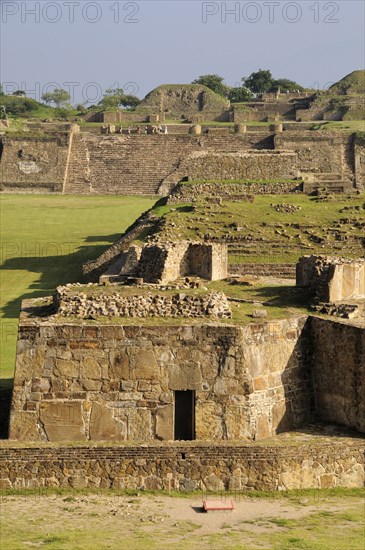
xmin=0 ymin=439 xmax=364 ymax=491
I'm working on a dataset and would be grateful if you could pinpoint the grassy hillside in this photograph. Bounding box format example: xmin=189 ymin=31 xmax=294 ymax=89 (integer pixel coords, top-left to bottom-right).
xmin=329 ymin=70 xmax=365 ymax=95
xmin=148 ymin=191 xmax=365 ymax=264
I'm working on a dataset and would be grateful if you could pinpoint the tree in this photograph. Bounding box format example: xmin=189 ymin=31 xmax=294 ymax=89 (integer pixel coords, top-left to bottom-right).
xmin=55 ymin=106 xmax=72 ymax=120
xmin=192 ymin=74 xmax=228 ymax=97
xmin=13 ymin=90 xmax=26 ymax=97
xmin=269 ymin=78 xmax=304 ymax=93
xmin=0 ymin=84 xmax=5 ymax=96
xmin=99 ymin=93 xmax=120 ymax=109
xmin=76 ymin=104 xmax=88 ymax=114
xmin=242 ymin=70 xmax=273 ymax=94
xmin=119 ymin=94 xmax=140 ymax=108
xmin=0 ymin=95 xmax=39 ymax=116
xmin=228 ymin=86 xmax=253 ymax=103
xmin=99 ymin=88 xmax=140 ymax=110
xmin=41 ymin=88 xmax=70 ymax=108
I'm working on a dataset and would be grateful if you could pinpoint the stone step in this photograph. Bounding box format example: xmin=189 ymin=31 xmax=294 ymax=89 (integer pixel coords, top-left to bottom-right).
xmin=229 ymin=263 xmax=296 ymax=277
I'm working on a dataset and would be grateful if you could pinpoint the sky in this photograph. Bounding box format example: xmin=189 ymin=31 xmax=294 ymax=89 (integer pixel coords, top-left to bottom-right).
xmin=1 ymin=0 xmax=364 ymax=105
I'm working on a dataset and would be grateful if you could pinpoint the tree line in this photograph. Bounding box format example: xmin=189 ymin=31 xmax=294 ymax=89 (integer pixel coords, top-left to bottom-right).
xmin=0 ymin=70 xmax=306 ymax=117
xmin=192 ymin=70 xmax=305 ymax=101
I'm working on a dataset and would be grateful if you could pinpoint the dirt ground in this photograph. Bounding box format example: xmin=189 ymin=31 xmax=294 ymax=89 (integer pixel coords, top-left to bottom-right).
xmin=1 ymin=490 xmax=364 ymax=549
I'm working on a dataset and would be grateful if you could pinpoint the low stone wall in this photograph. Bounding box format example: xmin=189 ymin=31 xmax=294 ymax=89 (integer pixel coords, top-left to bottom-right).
xmin=0 ymin=438 xmax=364 ymax=491
xmin=55 ymin=289 xmax=232 ymax=319
xmin=83 ymin=214 xmax=158 ymax=283
xmin=168 ymin=180 xmax=302 ymax=203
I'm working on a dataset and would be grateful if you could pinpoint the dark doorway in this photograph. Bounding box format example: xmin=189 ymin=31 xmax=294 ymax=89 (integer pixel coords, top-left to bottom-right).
xmin=174 ymin=390 xmax=195 ymax=440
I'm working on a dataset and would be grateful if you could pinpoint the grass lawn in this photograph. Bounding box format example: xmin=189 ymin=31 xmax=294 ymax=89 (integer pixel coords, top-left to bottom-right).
xmin=0 ymin=195 xmax=157 ymax=381
xmin=309 ymin=120 xmax=365 ymax=132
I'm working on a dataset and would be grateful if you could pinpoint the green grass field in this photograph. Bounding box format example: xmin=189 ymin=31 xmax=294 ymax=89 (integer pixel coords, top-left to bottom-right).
xmin=0 ymin=195 xmax=157 ymax=381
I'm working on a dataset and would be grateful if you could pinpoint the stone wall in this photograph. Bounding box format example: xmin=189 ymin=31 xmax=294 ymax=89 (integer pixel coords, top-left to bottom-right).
xmin=168 ymin=180 xmax=302 ymax=204
xmin=275 ymin=132 xmax=356 ymax=191
xmin=354 ymin=141 xmax=365 ymax=191
xmin=136 ymin=242 xmax=228 ymax=284
xmin=0 ymin=134 xmax=70 ymax=193
xmin=233 ymin=101 xmax=297 ymax=122
xmin=83 ymin=214 xmax=158 ymax=282
xmin=9 ymin=313 xmax=312 ymax=443
xmin=0 ymin=438 xmax=364 ymax=491
xmin=296 ymin=255 xmax=365 ymax=302
xmin=2 ymin=131 xmax=359 ymax=195
xmin=167 ymin=151 xmax=299 ymax=185
xmin=275 ymin=133 xmax=344 ymax=174
xmin=55 ymin=288 xmax=231 ymax=319
xmin=63 ymin=131 xmax=358 ymax=195
xmin=229 ymin=264 xmax=296 ymax=278
xmin=63 ymin=133 xmax=275 ymax=195
xmin=311 ymin=317 xmax=365 ymax=433
xmin=296 ymin=96 xmax=365 ymax=122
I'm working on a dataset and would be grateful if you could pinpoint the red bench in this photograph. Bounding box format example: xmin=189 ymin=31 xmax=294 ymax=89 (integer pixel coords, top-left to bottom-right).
xmin=203 ymin=499 xmax=234 ymax=512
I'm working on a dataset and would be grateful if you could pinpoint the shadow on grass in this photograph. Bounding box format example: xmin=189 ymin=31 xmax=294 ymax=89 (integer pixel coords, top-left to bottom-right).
xmin=0 ymin=237 xmax=118 ymax=319
xmin=84 ymin=234 xmax=121 ymax=243
xmin=252 ymin=285 xmax=312 ymax=309
xmin=227 ymin=281 xmax=312 ymax=310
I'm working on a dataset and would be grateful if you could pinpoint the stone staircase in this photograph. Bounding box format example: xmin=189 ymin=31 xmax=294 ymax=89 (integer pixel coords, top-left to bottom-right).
xmin=63 ymin=133 xmax=275 ymax=196
xmin=63 ymin=134 xmax=91 ymax=194
xmin=229 ymin=263 xmax=296 ymax=278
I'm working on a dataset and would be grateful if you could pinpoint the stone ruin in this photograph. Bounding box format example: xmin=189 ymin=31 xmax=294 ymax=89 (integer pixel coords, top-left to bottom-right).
xmin=99 ymin=241 xmax=228 ymax=285
xmin=9 ymin=296 xmax=365 ymax=445
xmin=55 ymin=285 xmax=232 ymax=320
xmin=4 ymin=205 xmax=365 ymax=492
xmin=1 ymin=125 xmax=364 ymax=196
xmin=8 ymin=244 xmax=365 ymax=445
xmin=297 ymin=255 xmax=365 ymax=318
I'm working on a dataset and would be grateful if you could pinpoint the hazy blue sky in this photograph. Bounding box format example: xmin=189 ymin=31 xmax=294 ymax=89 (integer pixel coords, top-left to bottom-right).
xmin=1 ymin=0 xmax=364 ymax=104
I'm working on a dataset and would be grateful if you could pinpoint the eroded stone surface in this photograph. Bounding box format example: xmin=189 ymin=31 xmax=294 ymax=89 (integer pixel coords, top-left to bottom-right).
xmin=39 ymin=402 xmax=84 ymax=441
xmin=89 ymin=402 xmax=123 ymax=441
